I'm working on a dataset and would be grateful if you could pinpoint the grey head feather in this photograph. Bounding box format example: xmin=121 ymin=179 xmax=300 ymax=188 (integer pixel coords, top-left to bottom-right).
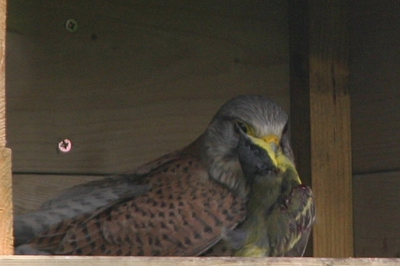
xmin=201 ymin=94 xmax=290 ymax=196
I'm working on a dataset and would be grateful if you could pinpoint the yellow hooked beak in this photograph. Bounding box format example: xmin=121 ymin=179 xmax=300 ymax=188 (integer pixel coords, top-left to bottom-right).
xmin=237 ymin=127 xmax=302 ymax=183
xmin=247 ymin=134 xmax=280 ymax=168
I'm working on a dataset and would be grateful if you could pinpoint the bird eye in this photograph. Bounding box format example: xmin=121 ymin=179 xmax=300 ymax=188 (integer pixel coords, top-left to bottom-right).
xmin=236 ymin=121 xmax=248 ymax=133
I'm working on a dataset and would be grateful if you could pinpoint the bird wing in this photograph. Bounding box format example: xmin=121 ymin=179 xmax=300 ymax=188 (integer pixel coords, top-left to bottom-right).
xmin=283 ymin=185 xmax=315 ymax=257
xmin=28 ymin=157 xmax=246 ymax=256
xmin=38 ymin=175 xmax=144 ymax=211
xmin=39 ymin=147 xmax=188 ymax=211
xmin=15 ymin=147 xmax=190 ymax=247
xmin=14 ymin=177 xmax=149 ymax=247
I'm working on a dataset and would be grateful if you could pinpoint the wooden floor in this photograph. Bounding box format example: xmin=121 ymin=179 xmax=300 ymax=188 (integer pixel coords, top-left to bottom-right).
xmin=1 ymin=257 xmax=400 ymax=266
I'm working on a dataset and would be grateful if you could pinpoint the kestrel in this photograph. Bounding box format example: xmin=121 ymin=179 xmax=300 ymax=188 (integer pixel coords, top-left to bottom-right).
xmin=15 ymin=94 xmax=293 ymax=256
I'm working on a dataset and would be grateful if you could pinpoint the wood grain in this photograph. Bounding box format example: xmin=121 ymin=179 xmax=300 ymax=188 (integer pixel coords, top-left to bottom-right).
xmin=289 ymin=0 xmax=353 ymax=258
xmin=12 ymin=174 xmax=104 ymax=215
xmin=1 ymin=257 xmax=400 ymax=266
xmin=6 ymin=0 xmax=290 ymax=174
xmin=350 ymin=0 xmax=400 ymax=174
xmin=309 ymin=0 xmax=353 ymax=258
xmin=0 ymin=148 xmax=13 ymax=255
xmin=353 ymin=171 xmax=400 ymax=257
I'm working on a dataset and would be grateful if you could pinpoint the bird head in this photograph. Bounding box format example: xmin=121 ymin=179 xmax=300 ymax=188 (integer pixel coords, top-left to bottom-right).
xmin=201 ymin=94 xmax=294 ymax=196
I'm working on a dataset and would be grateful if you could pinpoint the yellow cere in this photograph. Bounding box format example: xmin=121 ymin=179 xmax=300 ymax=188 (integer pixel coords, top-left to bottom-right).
xmin=262 ymin=134 xmax=279 ymax=146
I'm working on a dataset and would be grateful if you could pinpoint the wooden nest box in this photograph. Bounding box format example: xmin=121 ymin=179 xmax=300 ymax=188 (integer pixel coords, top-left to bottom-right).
xmin=1 ymin=0 xmax=400 ymax=265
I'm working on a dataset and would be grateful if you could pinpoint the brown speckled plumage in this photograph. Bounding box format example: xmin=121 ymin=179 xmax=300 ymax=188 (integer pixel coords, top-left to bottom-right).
xmin=31 ymin=156 xmax=246 ymax=256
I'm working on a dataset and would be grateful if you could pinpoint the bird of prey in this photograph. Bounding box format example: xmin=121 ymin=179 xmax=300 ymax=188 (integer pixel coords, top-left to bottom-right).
xmin=15 ymin=94 xmax=293 ymax=256
xmin=222 ymin=126 xmax=315 ymax=257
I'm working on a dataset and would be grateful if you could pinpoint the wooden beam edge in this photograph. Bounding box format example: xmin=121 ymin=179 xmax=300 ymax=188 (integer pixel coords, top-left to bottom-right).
xmin=0 ymin=0 xmax=5 ymax=147
xmin=309 ymin=0 xmax=352 ymax=258
xmin=0 ymin=148 xmax=13 ymax=255
xmin=0 ymin=257 xmax=400 ymax=266
xmin=0 ymin=0 xmax=11 ymax=255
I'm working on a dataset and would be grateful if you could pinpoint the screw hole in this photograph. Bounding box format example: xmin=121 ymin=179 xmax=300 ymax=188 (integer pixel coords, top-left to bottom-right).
xmin=58 ymin=139 xmax=72 ymax=153
xmin=65 ymin=19 xmax=78 ymax=33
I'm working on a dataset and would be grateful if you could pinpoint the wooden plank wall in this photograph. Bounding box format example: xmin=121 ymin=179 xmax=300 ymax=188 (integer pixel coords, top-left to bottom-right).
xmin=350 ymin=1 xmax=400 ymax=175
xmin=353 ymin=172 xmax=400 ymax=257
xmin=350 ymin=0 xmax=400 ymax=257
xmin=6 ymin=0 xmax=290 ymax=176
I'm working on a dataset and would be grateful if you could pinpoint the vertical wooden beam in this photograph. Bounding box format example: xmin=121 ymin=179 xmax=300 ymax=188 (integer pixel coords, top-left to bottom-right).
xmin=0 ymin=0 xmax=13 ymax=255
xmin=0 ymin=0 xmax=4 ymax=147
xmin=0 ymin=148 xmax=12 ymax=254
xmin=289 ymin=0 xmax=353 ymax=257
xmin=309 ymin=0 xmax=353 ymax=257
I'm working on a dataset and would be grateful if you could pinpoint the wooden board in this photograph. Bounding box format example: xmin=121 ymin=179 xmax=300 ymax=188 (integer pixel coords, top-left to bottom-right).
xmin=350 ymin=0 xmax=400 ymax=174
xmin=0 ymin=148 xmax=12 ymax=255
xmin=0 ymin=0 xmax=12 ymax=255
xmin=1 ymin=257 xmax=400 ymax=266
xmin=12 ymin=174 xmax=104 ymax=215
xmin=309 ymin=1 xmax=353 ymax=256
xmin=6 ymin=0 xmax=290 ymax=175
xmin=353 ymin=171 xmax=400 ymax=257
xmin=288 ymin=0 xmax=353 ymax=258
